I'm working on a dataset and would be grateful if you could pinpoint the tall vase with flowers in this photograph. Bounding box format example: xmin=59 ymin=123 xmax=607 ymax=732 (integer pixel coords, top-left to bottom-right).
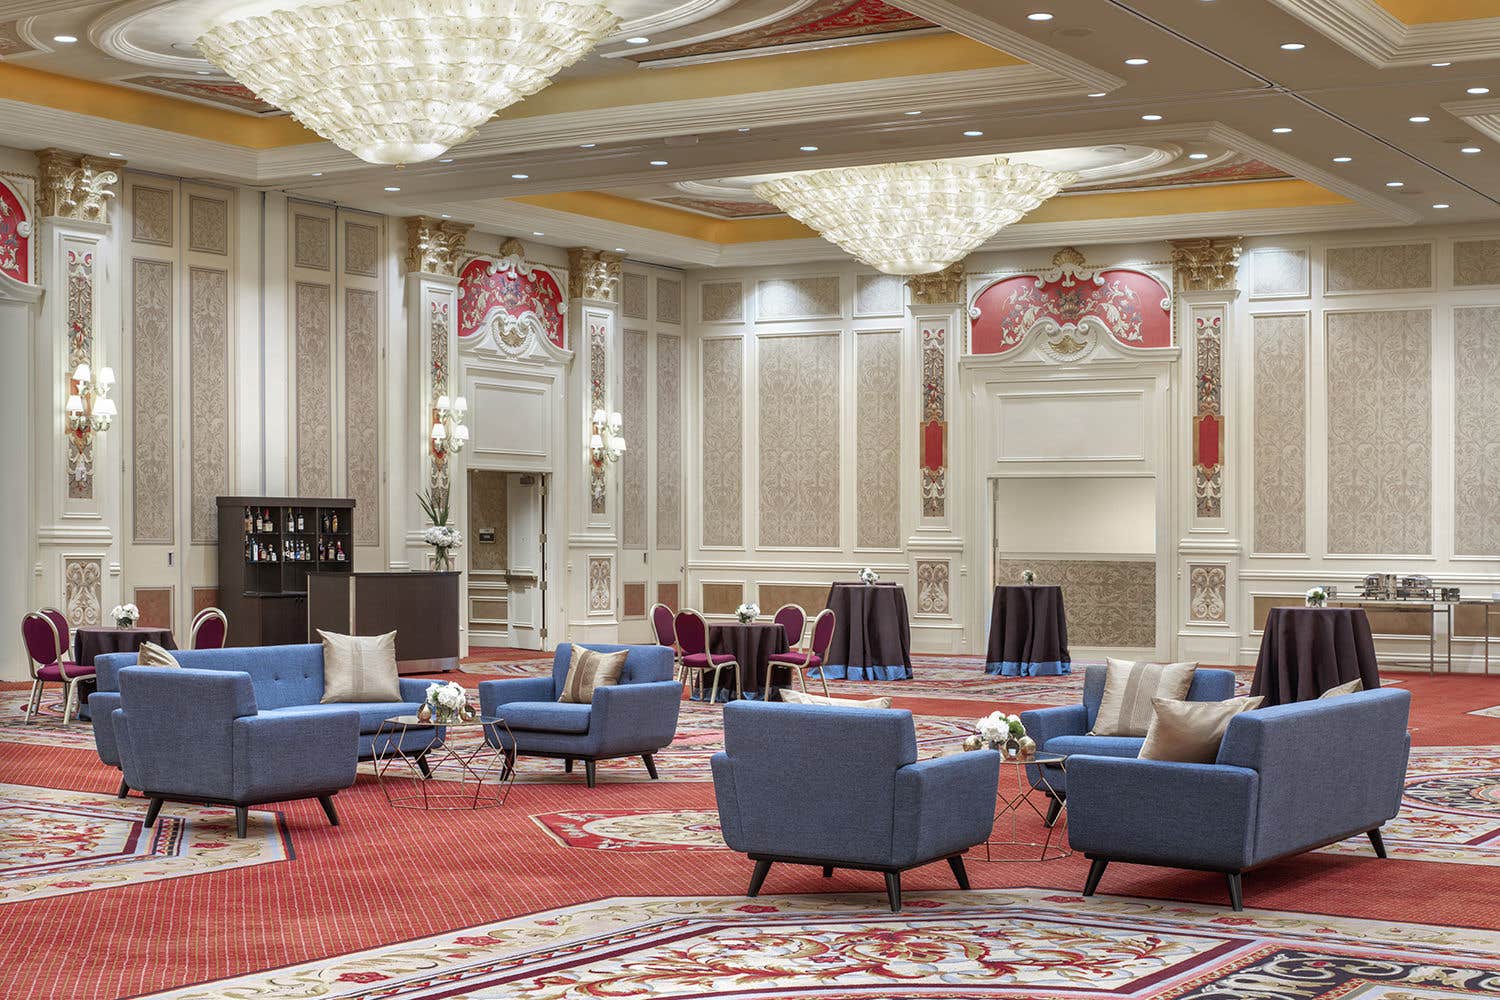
xmin=417 ymin=487 xmax=464 ymax=572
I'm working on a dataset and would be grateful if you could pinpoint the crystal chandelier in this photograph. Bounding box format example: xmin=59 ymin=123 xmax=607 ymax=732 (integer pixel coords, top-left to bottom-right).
xmin=197 ymin=0 xmax=620 ymax=165
xmin=753 ymin=156 xmax=1077 ymax=275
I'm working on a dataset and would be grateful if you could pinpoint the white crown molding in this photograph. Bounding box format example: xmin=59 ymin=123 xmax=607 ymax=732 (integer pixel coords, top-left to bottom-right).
xmin=1266 ymin=0 xmax=1500 ymax=66
xmin=621 ymin=27 xmax=951 ymax=70
xmin=1443 ymin=97 xmax=1500 ymax=144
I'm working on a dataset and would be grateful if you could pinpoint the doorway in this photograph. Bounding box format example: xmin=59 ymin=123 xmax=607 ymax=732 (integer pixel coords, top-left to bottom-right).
xmin=466 ymin=469 xmax=546 ymax=649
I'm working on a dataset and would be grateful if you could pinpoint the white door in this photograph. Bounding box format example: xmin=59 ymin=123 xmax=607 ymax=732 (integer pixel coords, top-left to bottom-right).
xmin=505 ymin=472 xmax=544 ymax=650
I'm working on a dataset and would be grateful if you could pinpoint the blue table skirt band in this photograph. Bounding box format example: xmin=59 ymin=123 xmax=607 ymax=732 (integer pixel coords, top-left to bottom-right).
xmin=814 ymin=664 xmax=913 ymax=681
xmin=987 ymin=660 xmax=1071 ymax=677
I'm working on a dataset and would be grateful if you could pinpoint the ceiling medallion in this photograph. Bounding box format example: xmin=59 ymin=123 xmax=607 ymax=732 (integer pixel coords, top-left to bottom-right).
xmin=753 ymin=156 xmax=1076 ymax=275
xmin=197 ymin=0 xmax=619 ymax=165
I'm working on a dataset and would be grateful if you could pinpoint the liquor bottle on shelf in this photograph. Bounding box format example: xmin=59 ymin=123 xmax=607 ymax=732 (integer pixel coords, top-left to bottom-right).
xmin=297 ymin=511 xmax=305 ymax=532
xmin=244 ymin=539 xmax=252 ymax=561
xmin=243 ymin=508 xmax=252 ymax=533
xmin=335 ymin=541 xmax=345 ymax=562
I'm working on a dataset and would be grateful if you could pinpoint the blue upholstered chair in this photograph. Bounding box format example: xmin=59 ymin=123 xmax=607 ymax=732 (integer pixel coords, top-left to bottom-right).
xmin=1067 ymin=688 xmax=1411 ymax=910
xmin=478 ymin=643 xmax=680 ymax=787
xmin=1020 ymin=664 xmax=1237 ymax=826
xmin=711 ymin=701 xmax=1000 ymax=912
xmin=114 ymin=666 xmax=360 ymax=838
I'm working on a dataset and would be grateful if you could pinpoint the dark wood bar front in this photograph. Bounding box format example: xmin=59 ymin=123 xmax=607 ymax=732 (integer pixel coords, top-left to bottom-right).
xmin=308 ymin=571 xmax=461 ymax=674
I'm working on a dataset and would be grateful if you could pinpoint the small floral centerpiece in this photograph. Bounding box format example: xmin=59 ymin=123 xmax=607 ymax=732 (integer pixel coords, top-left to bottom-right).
xmin=1305 ymin=586 xmax=1328 ymax=608
xmin=735 ymin=602 xmax=760 ymax=624
xmin=110 ymin=603 xmax=140 ymax=628
xmin=1021 ymin=569 xmax=1036 ymax=585
xmin=858 ymin=567 xmax=879 ymax=585
xmin=417 ymin=487 xmax=463 ymax=571
xmin=973 ymin=710 xmax=1036 ymax=759
xmin=423 ymin=681 xmax=474 ymax=725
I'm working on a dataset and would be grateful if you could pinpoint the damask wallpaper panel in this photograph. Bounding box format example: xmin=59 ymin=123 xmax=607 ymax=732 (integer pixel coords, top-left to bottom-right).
xmin=343 ymin=288 xmax=380 ymax=546
xmin=293 ymin=214 xmax=331 ymax=271
xmin=656 ymin=277 xmax=682 ymax=326
xmin=855 ymin=273 xmax=903 ymax=316
xmin=1325 ymin=309 xmax=1432 ymax=555
xmin=1453 ymin=239 xmax=1500 ymax=287
xmin=1251 ymin=314 xmax=1307 ymax=554
xmin=188 ymin=267 xmax=230 ymax=544
xmin=757 ymin=276 xmax=841 ymax=320
xmin=295 ymin=281 xmax=334 ymax=497
xmin=700 ymin=281 xmax=743 ymax=323
xmin=1249 ymin=247 xmax=1308 ymax=298
xmin=758 ymin=334 xmax=840 ymax=548
xmin=131 ymin=185 xmax=174 ymax=247
xmin=656 ymin=334 xmax=683 ymax=550
xmin=855 ymin=331 xmax=901 ymax=549
xmin=621 ymin=328 xmax=648 ymax=549
xmin=700 ymin=337 xmax=743 ymax=547
xmin=131 ymin=258 xmax=174 ymax=545
xmin=188 ymin=195 xmax=229 ymax=256
xmin=994 ymin=558 xmax=1156 ymax=648
xmin=1454 ymin=306 xmax=1500 ymax=556
xmin=622 ymin=272 xmax=648 ymax=320
xmin=1325 ymin=243 xmax=1432 ymax=293
xmin=343 ymin=221 xmax=378 ymax=277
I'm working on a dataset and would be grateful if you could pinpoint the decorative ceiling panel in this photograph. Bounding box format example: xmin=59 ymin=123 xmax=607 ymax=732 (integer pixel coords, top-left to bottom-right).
xmin=627 ymin=0 xmax=933 ymax=64
xmin=118 ymin=76 xmax=283 ymax=116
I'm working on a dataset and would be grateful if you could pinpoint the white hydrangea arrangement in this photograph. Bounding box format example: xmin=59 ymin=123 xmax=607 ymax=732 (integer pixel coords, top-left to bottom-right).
xmin=1305 ymin=586 xmax=1327 ymax=608
xmin=422 ymin=525 xmax=464 ymax=550
xmin=424 ymin=681 xmax=472 ymax=723
xmin=110 ymin=603 xmax=140 ymax=628
xmin=967 ymin=710 xmax=1037 ymax=758
xmin=858 ymin=567 xmax=879 ymax=584
xmin=735 ymin=602 xmax=760 ymax=624
xmin=1021 ymin=569 xmax=1036 ymax=585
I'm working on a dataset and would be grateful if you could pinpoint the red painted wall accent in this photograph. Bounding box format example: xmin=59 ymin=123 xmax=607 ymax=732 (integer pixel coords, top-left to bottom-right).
xmin=457 ymin=257 xmax=566 ymax=348
xmin=0 ymin=180 xmax=31 ymax=285
xmin=970 ymin=267 xmax=1171 ymax=355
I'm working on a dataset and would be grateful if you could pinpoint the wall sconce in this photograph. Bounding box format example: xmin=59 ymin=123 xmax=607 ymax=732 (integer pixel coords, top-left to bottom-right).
xmin=431 ymin=394 xmax=469 ymax=455
xmin=66 ymin=362 xmax=116 ymax=434
xmin=590 ymin=408 xmax=626 ymax=463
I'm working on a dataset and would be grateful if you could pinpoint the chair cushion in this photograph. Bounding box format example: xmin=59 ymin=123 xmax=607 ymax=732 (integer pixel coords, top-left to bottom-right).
xmin=559 ymin=644 xmax=627 ymax=704
xmin=1091 ymin=658 xmax=1196 ymax=737
xmin=768 ymin=652 xmax=821 ymax=667
xmin=1140 ymin=695 xmax=1264 ymax=764
xmin=262 ymin=701 xmax=420 ymax=734
xmin=1043 ymin=734 xmax=1145 ymax=759
xmin=497 ymin=701 xmax=592 ymax=734
xmin=318 ymin=630 xmax=401 ymax=703
xmin=37 ymin=662 xmax=94 ymax=681
xmin=683 ymin=652 xmax=736 ymax=667
xmin=137 ymin=641 xmax=181 ymax=668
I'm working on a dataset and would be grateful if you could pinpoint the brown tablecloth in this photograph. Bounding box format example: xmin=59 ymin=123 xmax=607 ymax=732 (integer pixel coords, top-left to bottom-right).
xmin=73 ymin=626 xmax=176 ymax=721
xmin=1251 ymin=607 xmax=1380 ymax=706
xmin=985 ymin=585 xmax=1071 ymax=676
xmin=823 ymin=582 xmax=913 ymax=680
xmin=710 ymin=623 xmax=789 ymax=699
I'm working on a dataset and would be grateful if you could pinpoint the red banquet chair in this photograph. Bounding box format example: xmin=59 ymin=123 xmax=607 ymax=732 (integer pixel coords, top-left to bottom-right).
xmin=190 ymin=607 xmax=229 ymax=650
xmin=674 ymin=609 xmax=740 ymax=703
xmin=766 ymin=607 xmax=836 ymax=698
xmin=20 ymin=611 xmax=94 ymax=724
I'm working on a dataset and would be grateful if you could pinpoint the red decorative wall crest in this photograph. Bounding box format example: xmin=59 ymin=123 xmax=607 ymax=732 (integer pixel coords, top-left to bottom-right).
xmin=0 ymin=179 xmax=33 ymax=285
xmin=458 ymin=243 xmax=565 ymax=350
xmin=969 ymin=248 xmax=1171 ymax=360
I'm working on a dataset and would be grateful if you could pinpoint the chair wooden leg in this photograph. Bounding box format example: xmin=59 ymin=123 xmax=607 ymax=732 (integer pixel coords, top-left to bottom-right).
xmin=747 ymin=859 xmax=772 ymax=897
xmin=584 ymin=759 xmax=597 ymax=788
xmin=947 ymin=854 xmax=971 ymax=890
xmin=642 ymin=753 xmax=659 ymax=780
xmin=1226 ymin=872 xmax=1244 ymax=911
xmin=1083 ymin=857 xmax=1109 ymax=896
xmin=564 ymin=758 xmax=574 ymax=773
xmin=143 ymin=797 xmax=164 ymax=828
xmin=1044 ymin=796 xmax=1064 ymax=829
xmin=884 ymin=871 xmax=902 ymax=912
xmin=318 ymin=794 xmax=340 ymax=827
xmin=822 ymin=866 xmax=833 ymax=878
xmin=1368 ymin=827 xmax=1387 ymax=859
xmin=117 ymin=778 xmax=130 ymax=799
xmin=234 ymin=806 xmax=249 ymax=839
xmin=414 ymin=751 xmax=433 ymax=779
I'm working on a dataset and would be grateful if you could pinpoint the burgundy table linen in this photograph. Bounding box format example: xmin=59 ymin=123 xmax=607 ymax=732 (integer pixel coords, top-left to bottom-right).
xmin=1250 ymin=606 xmax=1380 ymax=706
xmin=709 ymin=623 xmax=790 ymax=700
xmin=822 ymin=582 xmax=913 ymax=680
xmin=73 ymin=626 xmax=177 ymax=721
xmin=985 ymin=585 xmax=1072 ymax=676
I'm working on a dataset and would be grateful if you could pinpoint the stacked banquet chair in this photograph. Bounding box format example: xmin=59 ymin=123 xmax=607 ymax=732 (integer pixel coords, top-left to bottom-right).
xmin=188 ymin=606 xmax=229 ymax=649
xmin=766 ymin=607 xmax=837 ymax=698
xmin=674 ymin=609 xmax=740 ymax=702
xmin=20 ymin=608 xmax=94 ymax=724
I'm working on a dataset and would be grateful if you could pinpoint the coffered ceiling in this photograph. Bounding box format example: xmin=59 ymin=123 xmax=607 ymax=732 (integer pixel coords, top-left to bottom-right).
xmin=0 ymin=0 xmax=1497 ymax=267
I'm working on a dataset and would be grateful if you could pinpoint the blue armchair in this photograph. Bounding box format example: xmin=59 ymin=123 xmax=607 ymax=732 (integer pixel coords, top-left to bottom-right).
xmin=1067 ymin=687 xmax=1411 ymax=910
xmin=115 ymin=666 xmax=360 ymax=838
xmin=712 ymin=701 xmax=1000 ymax=912
xmin=1020 ymin=664 xmax=1237 ymax=826
xmin=478 ymin=644 xmax=680 ymax=787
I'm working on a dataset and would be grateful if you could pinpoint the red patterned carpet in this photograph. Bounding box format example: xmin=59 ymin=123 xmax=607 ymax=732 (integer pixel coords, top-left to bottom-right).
xmin=0 ymin=655 xmax=1496 ymax=999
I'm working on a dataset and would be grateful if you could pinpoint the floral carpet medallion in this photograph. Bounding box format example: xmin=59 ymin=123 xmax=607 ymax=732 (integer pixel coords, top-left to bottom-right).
xmin=0 ymin=783 xmax=288 ymax=903
xmin=0 ymin=691 xmax=102 ymax=750
xmin=1470 ymin=704 xmax=1500 ymax=719
xmin=532 ymin=808 xmax=726 ymax=852
xmin=137 ymin=888 xmax=1500 ymax=999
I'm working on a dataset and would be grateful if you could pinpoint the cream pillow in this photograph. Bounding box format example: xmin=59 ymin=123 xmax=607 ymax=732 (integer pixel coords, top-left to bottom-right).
xmin=559 ymin=645 xmax=628 ymax=704
xmin=1318 ymin=677 xmax=1364 ymax=699
xmin=136 ymin=641 xmax=181 ymax=668
xmin=778 ymin=688 xmax=893 ymax=709
xmin=318 ymin=630 xmax=401 ymax=703
xmin=1140 ymin=695 xmax=1264 ymax=763
xmin=1091 ymin=658 xmax=1197 ymax=737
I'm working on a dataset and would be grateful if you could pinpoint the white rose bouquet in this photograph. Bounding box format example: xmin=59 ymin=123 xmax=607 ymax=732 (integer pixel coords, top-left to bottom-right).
xmin=973 ymin=710 xmax=1035 ymax=758
xmin=858 ymin=567 xmax=879 ymax=585
xmin=110 ymin=603 xmax=140 ymax=628
xmin=1305 ymin=586 xmax=1327 ymax=608
xmin=1021 ymin=569 xmax=1036 ymax=585
xmin=735 ymin=602 xmax=760 ymax=624
xmin=424 ymin=681 xmax=472 ymax=724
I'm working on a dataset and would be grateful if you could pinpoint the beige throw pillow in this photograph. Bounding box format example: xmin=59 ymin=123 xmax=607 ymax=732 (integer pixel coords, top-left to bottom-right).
xmin=1140 ymin=695 xmax=1265 ymax=763
xmin=136 ymin=641 xmax=181 ymax=668
xmin=778 ymin=687 xmax=893 ymax=709
xmin=1091 ymin=658 xmax=1197 ymax=737
xmin=559 ymin=645 xmax=628 ymax=704
xmin=318 ymin=630 xmax=401 ymax=703
xmin=1319 ymin=677 xmax=1364 ymax=699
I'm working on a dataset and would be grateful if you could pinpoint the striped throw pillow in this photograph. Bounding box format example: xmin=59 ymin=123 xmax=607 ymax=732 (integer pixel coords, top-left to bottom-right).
xmin=559 ymin=645 xmax=628 ymax=704
xmin=1090 ymin=658 xmax=1197 ymax=737
xmin=136 ymin=641 xmax=181 ymax=668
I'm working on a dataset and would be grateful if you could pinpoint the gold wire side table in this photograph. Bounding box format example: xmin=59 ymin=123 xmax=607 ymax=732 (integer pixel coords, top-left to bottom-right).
xmin=981 ymin=753 xmax=1070 ymax=862
xmin=370 ymin=715 xmax=516 ymax=810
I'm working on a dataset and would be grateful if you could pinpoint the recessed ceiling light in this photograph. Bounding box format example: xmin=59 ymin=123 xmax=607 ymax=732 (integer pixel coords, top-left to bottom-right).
xmin=1188 ymin=152 xmax=1209 ymax=159
xmin=1280 ymin=42 xmax=1305 ymax=50
xmin=649 ymin=159 xmax=668 ymax=166
xmin=1462 ymin=145 xmax=1482 ymax=153
xmin=511 ymin=173 xmax=529 ymax=179
xmin=1027 ymin=12 xmax=1053 ymax=20
xmin=1332 ymin=155 xmax=1352 ymax=163
xmin=310 ymin=171 xmax=323 ymax=176
xmin=1433 ymin=203 xmax=1451 ymax=209
xmin=1432 ymin=62 xmax=1452 ymax=67
xmin=439 ymin=157 xmax=454 ymax=163
xmin=440 ymin=213 xmax=450 ymax=219
xmin=1088 ymin=92 xmax=1107 ymax=97
xmin=800 ymin=145 xmax=819 ymax=151
xmin=1125 ymin=57 xmax=1149 ymax=65
xmin=1272 ymin=126 xmax=1292 ymax=133
xmin=580 ymin=143 xmax=597 ymax=149
xmin=195 ymin=70 xmax=212 ymax=75
xmin=532 ymin=231 xmax=544 ymax=236
xmin=53 ymin=34 xmax=77 ymax=43
xmin=614 ymin=247 xmax=626 ymax=252
xmin=1141 ymin=114 xmax=1163 ymax=121
xmin=384 ymin=185 xmax=401 ymax=192
xmin=904 ymin=110 xmax=923 ymax=116
xmin=1409 ymin=115 xmax=1431 ymax=123
xmin=1386 ymin=180 xmax=1404 ymax=187
xmin=107 ymin=152 xmax=124 ymax=158
xmin=1468 ymin=86 xmax=1491 ymax=95
xmin=626 ymin=36 xmax=650 ymax=44
xmin=737 ymin=127 xmax=751 ymax=132
xmin=963 ymin=129 xmax=984 ymax=136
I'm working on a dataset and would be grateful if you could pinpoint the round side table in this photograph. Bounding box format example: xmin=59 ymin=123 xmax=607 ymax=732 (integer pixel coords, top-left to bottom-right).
xmin=981 ymin=753 xmax=1070 ymax=862
xmin=370 ymin=715 xmax=516 ymax=810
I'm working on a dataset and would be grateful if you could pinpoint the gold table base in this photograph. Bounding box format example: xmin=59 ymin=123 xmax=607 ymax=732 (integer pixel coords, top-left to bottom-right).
xmin=978 ymin=754 xmax=1070 ymax=863
xmin=370 ymin=716 xmax=516 ymax=810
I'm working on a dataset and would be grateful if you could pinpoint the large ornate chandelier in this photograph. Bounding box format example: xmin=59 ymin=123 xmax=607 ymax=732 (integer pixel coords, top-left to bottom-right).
xmin=197 ymin=0 xmax=619 ymax=165
xmin=753 ymin=156 xmax=1077 ymax=275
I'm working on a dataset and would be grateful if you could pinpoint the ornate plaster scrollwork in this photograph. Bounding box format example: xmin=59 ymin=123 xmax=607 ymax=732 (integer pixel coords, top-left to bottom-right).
xmin=35 ymin=149 xmax=120 ymax=224
xmin=567 ymin=247 xmax=623 ymax=302
xmin=404 ymin=215 xmax=473 ymax=277
xmin=905 ymin=260 xmax=965 ymax=305
xmin=1170 ymin=237 xmax=1244 ymax=292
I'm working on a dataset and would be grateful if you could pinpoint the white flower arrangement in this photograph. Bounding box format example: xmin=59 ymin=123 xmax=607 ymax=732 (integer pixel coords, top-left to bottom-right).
xmin=422 ymin=525 xmax=464 ymax=550
xmin=1021 ymin=569 xmax=1036 ymax=585
xmin=424 ymin=681 xmax=471 ymax=722
xmin=735 ymin=602 xmax=760 ymax=624
xmin=110 ymin=603 xmax=140 ymax=628
xmin=976 ymin=710 xmax=1025 ymax=745
xmin=858 ymin=567 xmax=879 ymax=585
xmin=1305 ymin=586 xmax=1328 ymax=608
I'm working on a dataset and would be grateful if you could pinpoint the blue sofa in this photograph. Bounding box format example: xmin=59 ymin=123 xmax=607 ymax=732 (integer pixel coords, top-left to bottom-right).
xmin=1067 ymin=687 xmax=1411 ymax=910
xmin=478 ymin=643 xmax=680 ymax=787
xmin=1020 ymin=664 xmax=1237 ymax=826
xmin=90 ymin=643 xmax=435 ymax=796
xmin=116 ymin=666 xmax=359 ymax=837
xmin=712 ymin=701 xmax=1000 ymax=912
